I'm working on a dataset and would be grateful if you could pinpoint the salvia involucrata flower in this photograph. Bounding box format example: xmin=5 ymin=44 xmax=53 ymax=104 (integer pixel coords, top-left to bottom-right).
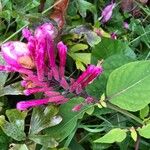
xmin=0 ymin=22 xmax=103 ymax=111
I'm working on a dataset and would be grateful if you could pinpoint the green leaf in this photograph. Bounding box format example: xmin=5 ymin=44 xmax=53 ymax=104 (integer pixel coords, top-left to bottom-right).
xmin=138 ymin=124 xmax=150 ymax=139
xmin=0 ymin=129 xmax=10 ymax=150
xmin=29 ymin=135 xmax=58 ymax=148
xmin=107 ymin=61 xmax=150 ymax=111
xmin=70 ymin=44 xmax=88 ymax=53
xmin=92 ymin=38 xmax=136 ymax=61
xmin=130 ymin=128 xmax=137 ymax=142
xmin=45 ymin=97 xmax=94 ymax=142
xmin=76 ymin=0 xmax=96 ymax=18
xmin=0 ymin=82 xmax=23 ymax=97
xmin=94 ymin=128 xmax=126 ymax=143
xmin=29 ymin=105 xmax=62 ymax=135
xmin=140 ymin=105 xmax=149 ymax=119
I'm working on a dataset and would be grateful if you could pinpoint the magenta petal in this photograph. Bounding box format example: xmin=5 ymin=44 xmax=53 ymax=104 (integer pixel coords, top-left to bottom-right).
xmin=57 ymin=41 xmax=67 ymax=78
xmin=101 ymin=3 xmax=116 ymax=23
xmin=22 ymin=28 xmax=32 ymax=40
xmin=1 ymin=41 xmax=31 ymax=68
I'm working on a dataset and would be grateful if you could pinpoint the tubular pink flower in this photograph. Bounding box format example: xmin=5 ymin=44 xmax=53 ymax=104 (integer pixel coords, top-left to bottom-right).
xmin=101 ymin=3 xmax=116 ymax=23
xmin=81 ymin=66 xmax=103 ymax=88
xmin=69 ymin=65 xmax=95 ymax=93
xmin=70 ymin=65 xmax=103 ymax=94
xmin=17 ymin=98 xmax=49 ymax=110
xmin=57 ymin=41 xmax=67 ymax=78
xmin=1 ymin=41 xmax=31 ymax=69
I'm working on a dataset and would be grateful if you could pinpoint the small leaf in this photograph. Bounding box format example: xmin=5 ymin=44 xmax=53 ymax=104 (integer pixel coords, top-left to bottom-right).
xmin=29 ymin=135 xmax=58 ymax=148
xmin=0 ymin=82 xmax=23 ymax=97
xmin=140 ymin=105 xmax=149 ymax=119
xmin=94 ymin=128 xmax=126 ymax=143
xmin=70 ymin=44 xmax=88 ymax=53
xmin=76 ymin=0 xmax=96 ymax=18
xmin=138 ymin=124 xmax=150 ymax=138
xmin=130 ymin=127 xmax=138 ymax=141
xmin=29 ymin=105 xmax=62 ymax=135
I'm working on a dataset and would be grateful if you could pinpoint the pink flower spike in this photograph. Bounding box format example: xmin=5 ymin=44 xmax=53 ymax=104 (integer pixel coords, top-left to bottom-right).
xmin=72 ymin=104 xmax=83 ymax=112
xmin=69 ymin=65 xmax=95 ymax=93
xmin=1 ymin=41 xmax=31 ymax=69
xmin=17 ymin=98 xmax=49 ymax=110
xmin=57 ymin=41 xmax=67 ymax=78
xmin=22 ymin=28 xmax=32 ymax=40
xmin=101 ymin=3 xmax=116 ymax=23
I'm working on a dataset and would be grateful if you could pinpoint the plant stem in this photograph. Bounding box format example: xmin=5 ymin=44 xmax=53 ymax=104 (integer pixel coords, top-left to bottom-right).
xmin=106 ymin=102 xmax=144 ymax=125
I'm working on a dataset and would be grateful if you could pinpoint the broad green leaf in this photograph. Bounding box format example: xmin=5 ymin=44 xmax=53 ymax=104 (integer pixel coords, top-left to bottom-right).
xmin=29 ymin=105 xmax=62 ymax=135
xmin=107 ymin=61 xmax=150 ymax=111
xmin=138 ymin=124 xmax=150 ymax=138
xmin=0 ymin=115 xmax=26 ymax=141
xmin=140 ymin=105 xmax=149 ymax=119
xmin=94 ymin=128 xmax=126 ymax=143
xmin=29 ymin=135 xmax=58 ymax=148
xmin=92 ymin=38 xmax=136 ymax=61
xmin=45 ymin=97 xmax=94 ymax=142
xmin=76 ymin=0 xmax=96 ymax=18
xmin=86 ymin=54 xmax=134 ymax=98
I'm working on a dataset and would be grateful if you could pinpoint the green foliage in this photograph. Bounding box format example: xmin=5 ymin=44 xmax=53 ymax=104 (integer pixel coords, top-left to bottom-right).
xmin=107 ymin=61 xmax=150 ymax=111
xmin=138 ymin=124 xmax=150 ymax=139
xmin=45 ymin=97 xmax=94 ymax=142
xmin=94 ymin=128 xmax=127 ymax=143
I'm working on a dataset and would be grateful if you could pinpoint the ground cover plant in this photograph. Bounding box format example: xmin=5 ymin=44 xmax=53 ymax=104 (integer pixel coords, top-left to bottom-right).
xmin=0 ymin=0 xmax=150 ymax=149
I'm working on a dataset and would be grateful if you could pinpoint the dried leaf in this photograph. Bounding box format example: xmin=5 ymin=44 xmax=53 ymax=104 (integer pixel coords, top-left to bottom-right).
xmin=50 ymin=0 xmax=69 ymax=30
